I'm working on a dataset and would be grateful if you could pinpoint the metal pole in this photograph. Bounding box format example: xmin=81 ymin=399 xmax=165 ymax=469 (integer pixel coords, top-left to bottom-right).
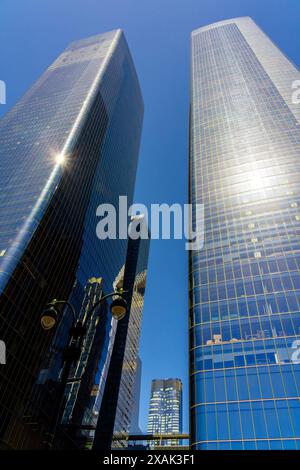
xmin=44 ymin=349 xmax=74 ymax=449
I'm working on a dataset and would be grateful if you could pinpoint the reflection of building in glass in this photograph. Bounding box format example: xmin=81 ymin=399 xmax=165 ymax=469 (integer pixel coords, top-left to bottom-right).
xmin=61 ymin=277 xmax=110 ymax=447
xmin=147 ymin=378 xmax=183 ymax=448
xmin=189 ymin=17 xmax=300 ymax=449
xmin=94 ymin=215 xmax=150 ymax=449
xmin=0 ymin=29 xmax=143 ymax=449
xmin=130 ymin=355 xmax=142 ymax=435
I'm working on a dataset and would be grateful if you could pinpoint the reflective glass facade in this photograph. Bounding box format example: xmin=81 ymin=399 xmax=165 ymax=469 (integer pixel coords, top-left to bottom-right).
xmin=189 ymin=17 xmax=300 ymax=449
xmin=94 ymin=215 xmax=150 ymax=449
xmin=130 ymin=355 xmax=142 ymax=435
xmin=112 ymin=217 xmax=149 ymax=446
xmin=61 ymin=277 xmax=110 ymax=448
xmin=0 ymin=30 xmax=143 ymax=449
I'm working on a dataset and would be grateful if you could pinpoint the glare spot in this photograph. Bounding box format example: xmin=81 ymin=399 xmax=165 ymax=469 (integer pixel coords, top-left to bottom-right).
xmin=247 ymin=169 xmax=264 ymax=191
xmin=56 ymin=153 xmax=65 ymax=165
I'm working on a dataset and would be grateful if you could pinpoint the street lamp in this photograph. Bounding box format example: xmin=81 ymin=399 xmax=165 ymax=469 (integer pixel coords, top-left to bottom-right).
xmin=40 ymin=302 xmax=59 ymax=330
xmin=41 ymin=292 xmax=127 ymax=331
xmin=110 ymin=295 xmax=128 ymax=321
xmin=40 ymin=289 xmax=128 ymax=449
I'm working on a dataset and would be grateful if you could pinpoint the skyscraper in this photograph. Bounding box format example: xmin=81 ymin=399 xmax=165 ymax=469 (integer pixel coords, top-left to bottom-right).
xmin=94 ymin=215 xmax=150 ymax=449
xmin=189 ymin=17 xmax=300 ymax=449
xmin=147 ymin=378 xmax=182 ymax=447
xmin=0 ymin=30 xmax=143 ymax=449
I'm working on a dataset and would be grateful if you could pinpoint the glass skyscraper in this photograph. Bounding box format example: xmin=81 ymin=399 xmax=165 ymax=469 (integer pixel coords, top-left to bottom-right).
xmin=189 ymin=17 xmax=300 ymax=449
xmin=147 ymin=378 xmax=183 ymax=447
xmin=0 ymin=30 xmax=143 ymax=449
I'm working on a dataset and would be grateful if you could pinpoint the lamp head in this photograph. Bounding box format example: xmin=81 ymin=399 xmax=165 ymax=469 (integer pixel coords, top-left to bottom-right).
xmin=110 ymin=295 xmax=128 ymax=321
xmin=41 ymin=302 xmax=59 ymax=330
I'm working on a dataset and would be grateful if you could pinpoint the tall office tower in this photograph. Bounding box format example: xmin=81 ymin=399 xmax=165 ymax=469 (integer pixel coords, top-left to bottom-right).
xmin=147 ymin=378 xmax=183 ymax=447
xmin=0 ymin=30 xmax=143 ymax=449
xmin=189 ymin=17 xmax=300 ymax=450
xmin=94 ymin=215 xmax=150 ymax=449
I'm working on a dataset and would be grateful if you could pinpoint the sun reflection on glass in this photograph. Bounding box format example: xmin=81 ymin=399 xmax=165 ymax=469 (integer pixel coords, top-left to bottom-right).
xmin=247 ymin=169 xmax=264 ymax=191
xmin=56 ymin=153 xmax=65 ymax=165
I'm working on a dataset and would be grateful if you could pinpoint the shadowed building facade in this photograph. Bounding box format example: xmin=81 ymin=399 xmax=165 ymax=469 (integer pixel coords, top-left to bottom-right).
xmin=0 ymin=30 xmax=143 ymax=449
xmin=189 ymin=17 xmax=300 ymax=449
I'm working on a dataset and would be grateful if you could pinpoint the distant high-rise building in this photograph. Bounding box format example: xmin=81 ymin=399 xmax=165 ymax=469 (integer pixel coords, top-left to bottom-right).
xmin=147 ymin=379 xmax=183 ymax=447
xmin=189 ymin=17 xmax=300 ymax=450
xmin=94 ymin=215 xmax=150 ymax=449
xmin=0 ymin=30 xmax=143 ymax=449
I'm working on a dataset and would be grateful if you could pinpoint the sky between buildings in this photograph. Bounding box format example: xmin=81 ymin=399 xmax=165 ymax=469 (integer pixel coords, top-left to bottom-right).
xmin=1 ymin=0 xmax=299 ymax=432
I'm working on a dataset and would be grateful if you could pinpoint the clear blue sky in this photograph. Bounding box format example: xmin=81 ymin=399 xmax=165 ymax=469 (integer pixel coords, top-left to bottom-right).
xmin=1 ymin=0 xmax=299 ymax=433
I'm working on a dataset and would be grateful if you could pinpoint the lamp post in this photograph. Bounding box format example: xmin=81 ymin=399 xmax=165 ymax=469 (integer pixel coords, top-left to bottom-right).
xmin=40 ymin=289 xmax=128 ymax=449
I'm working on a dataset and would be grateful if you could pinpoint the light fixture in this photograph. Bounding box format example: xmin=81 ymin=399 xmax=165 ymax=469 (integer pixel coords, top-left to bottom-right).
xmin=110 ymin=295 xmax=128 ymax=321
xmin=41 ymin=303 xmax=58 ymax=330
